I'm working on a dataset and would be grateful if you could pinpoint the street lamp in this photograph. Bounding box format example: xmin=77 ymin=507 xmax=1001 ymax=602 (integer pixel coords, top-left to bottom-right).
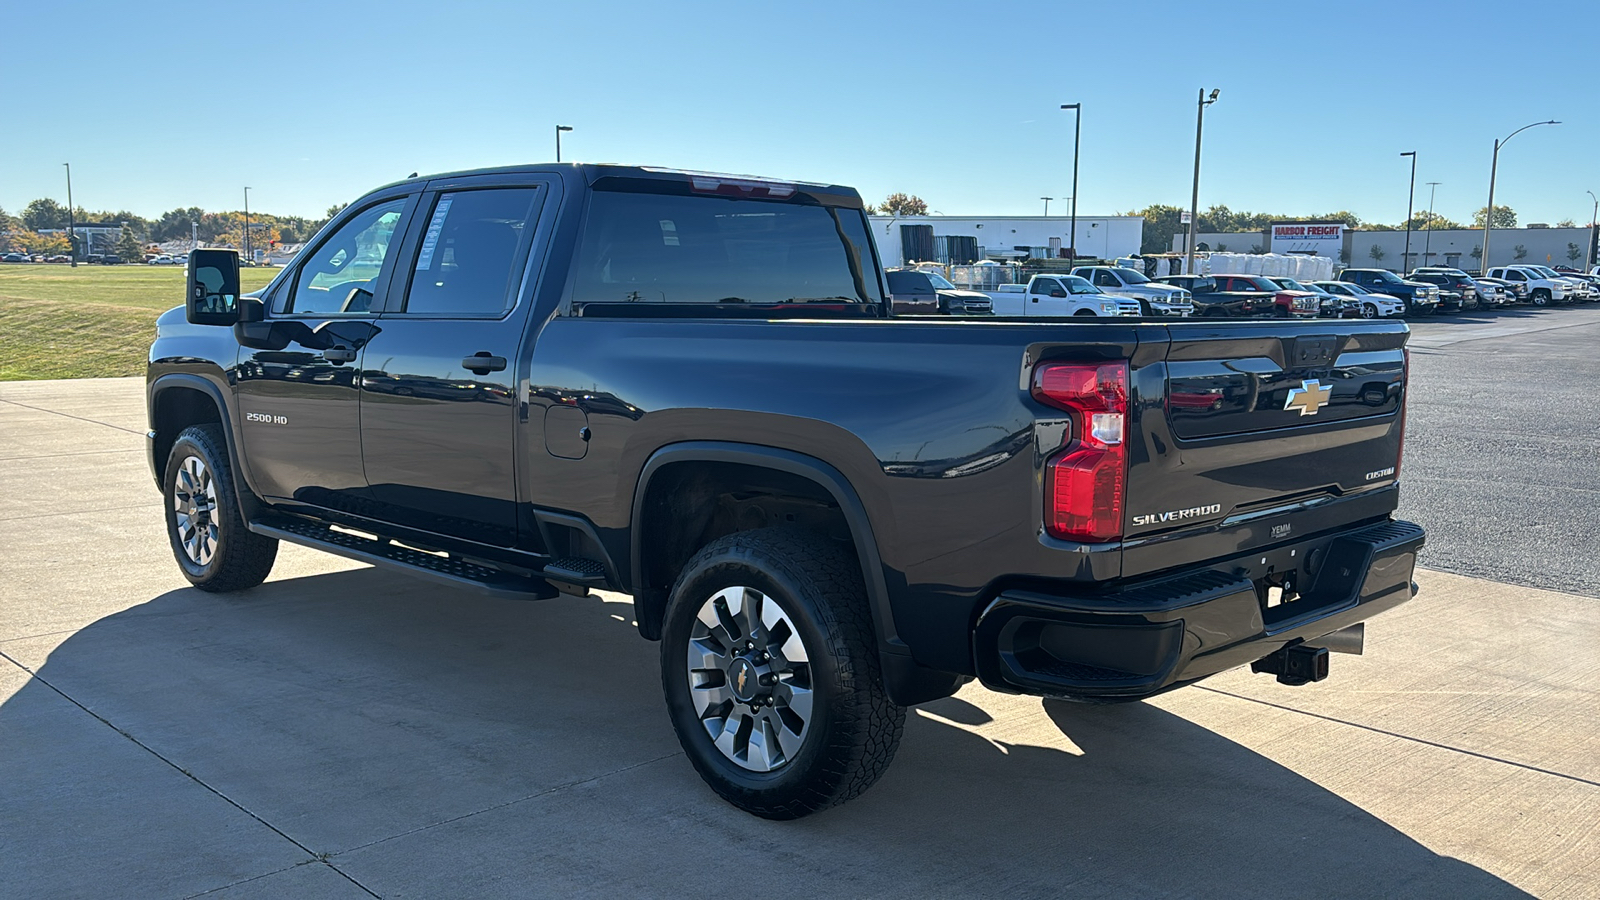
xmin=1185 ymin=89 xmax=1220 ymax=275
xmin=1060 ymin=103 xmax=1081 ymax=261
xmin=555 ymin=125 xmax=573 ymax=162
xmin=63 ymin=163 xmax=76 ymax=267
xmin=1481 ymin=120 xmax=1559 ymax=274
xmin=241 ymin=185 xmax=251 ymax=262
xmin=1423 ymin=182 xmax=1440 ymax=270
xmin=1587 ymin=190 xmax=1599 ymax=269
xmin=1400 ymin=151 xmax=1416 ymax=274
xmin=1041 ymin=197 xmax=1053 ymax=216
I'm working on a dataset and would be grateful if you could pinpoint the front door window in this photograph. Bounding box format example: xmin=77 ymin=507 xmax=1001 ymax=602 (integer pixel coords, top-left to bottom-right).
xmin=280 ymin=200 xmax=407 ymax=315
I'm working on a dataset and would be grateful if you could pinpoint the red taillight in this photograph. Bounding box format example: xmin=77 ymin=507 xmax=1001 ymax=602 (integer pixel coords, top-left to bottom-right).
xmin=1032 ymin=362 xmax=1128 ymax=542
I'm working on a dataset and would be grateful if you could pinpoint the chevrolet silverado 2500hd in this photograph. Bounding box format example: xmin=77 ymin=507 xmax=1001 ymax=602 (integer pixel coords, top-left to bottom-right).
xmin=149 ymin=163 xmax=1424 ymax=819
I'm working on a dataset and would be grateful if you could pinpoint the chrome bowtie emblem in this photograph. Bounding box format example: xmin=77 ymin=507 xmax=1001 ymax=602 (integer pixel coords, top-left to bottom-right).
xmin=1284 ymin=379 xmax=1331 ymax=416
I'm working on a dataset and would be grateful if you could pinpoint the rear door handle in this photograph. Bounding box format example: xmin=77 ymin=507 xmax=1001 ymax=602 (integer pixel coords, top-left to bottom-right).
xmin=321 ymin=346 xmax=357 ymax=364
xmin=461 ymin=353 xmax=507 ymax=374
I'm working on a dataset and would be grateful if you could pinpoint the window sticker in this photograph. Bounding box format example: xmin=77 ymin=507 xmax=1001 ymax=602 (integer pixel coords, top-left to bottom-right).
xmin=415 ymin=195 xmax=455 ymax=271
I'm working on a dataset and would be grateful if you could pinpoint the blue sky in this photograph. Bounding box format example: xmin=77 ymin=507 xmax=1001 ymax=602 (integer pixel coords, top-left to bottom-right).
xmin=4 ymin=0 xmax=1596 ymax=227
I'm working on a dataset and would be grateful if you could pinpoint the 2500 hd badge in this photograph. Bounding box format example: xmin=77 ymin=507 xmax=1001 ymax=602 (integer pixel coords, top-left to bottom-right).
xmin=1132 ymin=503 xmax=1223 ymax=527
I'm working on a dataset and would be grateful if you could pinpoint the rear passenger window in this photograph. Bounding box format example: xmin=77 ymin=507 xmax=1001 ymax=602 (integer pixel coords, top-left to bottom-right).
xmin=568 ymin=190 xmax=883 ymax=310
xmin=401 ymin=188 xmax=541 ymax=316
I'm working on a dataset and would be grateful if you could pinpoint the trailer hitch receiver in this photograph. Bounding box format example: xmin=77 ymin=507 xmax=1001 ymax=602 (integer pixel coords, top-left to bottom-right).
xmin=1251 ymin=643 xmax=1329 ymax=686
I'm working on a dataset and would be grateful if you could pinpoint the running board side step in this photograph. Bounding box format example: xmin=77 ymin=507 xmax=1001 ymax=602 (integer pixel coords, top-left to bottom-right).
xmin=542 ymin=557 xmax=609 ymax=590
xmin=250 ymin=516 xmax=561 ymax=601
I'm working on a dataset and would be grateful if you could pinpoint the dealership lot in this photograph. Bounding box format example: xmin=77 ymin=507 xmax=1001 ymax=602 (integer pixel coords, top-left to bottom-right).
xmin=2 ymin=314 xmax=1597 ymax=898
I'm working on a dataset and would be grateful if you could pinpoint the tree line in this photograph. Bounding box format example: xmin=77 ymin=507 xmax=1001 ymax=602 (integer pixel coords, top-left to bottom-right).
xmin=0 ymin=199 xmax=349 ymax=257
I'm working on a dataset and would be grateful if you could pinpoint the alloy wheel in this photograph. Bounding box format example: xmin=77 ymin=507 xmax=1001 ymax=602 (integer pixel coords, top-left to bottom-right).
xmin=173 ymin=455 xmax=219 ymax=565
xmin=686 ymin=586 xmax=814 ymax=773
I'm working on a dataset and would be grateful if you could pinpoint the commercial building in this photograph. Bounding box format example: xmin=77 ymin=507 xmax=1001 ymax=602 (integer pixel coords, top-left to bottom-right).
xmin=1352 ymin=226 xmax=1596 ymax=273
xmin=870 ymin=215 xmax=1144 ymax=267
xmin=1174 ymin=224 xmax=1599 ymax=274
xmin=38 ymin=224 xmax=122 ymax=256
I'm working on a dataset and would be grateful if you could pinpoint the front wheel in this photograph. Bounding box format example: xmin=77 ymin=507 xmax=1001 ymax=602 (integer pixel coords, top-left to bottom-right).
xmin=660 ymin=527 xmax=905 ymax=819
xmin=163 ymin=424 xmax=278 ymax=592
xmin=1362 ymin=303 xmax=1378 ymax=319
xmin=1073 ymin=309 xmax=1098 ymax=317
xmin=1532 ymin=289 xmax=1550 ymax=306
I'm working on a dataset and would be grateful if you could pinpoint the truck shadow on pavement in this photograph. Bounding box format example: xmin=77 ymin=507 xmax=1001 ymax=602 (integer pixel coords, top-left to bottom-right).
xmin=0 ymin=566 xmax=1530 ymax=899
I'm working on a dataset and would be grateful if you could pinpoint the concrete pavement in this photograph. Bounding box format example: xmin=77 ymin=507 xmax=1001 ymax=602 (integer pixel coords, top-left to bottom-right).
xmin=2 ymin=377 xmax=1596 ymax=899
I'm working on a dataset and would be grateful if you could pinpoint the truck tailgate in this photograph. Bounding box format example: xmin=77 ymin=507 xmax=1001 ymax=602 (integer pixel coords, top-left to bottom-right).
xmin=1122 ymin=320 xmax=1408 ymax=579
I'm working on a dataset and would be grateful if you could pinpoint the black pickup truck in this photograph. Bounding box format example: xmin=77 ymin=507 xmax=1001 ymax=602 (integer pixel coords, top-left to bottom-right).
xmin=148 ymin=164 xmax=1424 ymax=819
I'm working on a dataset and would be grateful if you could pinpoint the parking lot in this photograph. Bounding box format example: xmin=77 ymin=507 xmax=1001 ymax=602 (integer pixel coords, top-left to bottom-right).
xmin=2 ymin=308 xmax=1598 ymax=899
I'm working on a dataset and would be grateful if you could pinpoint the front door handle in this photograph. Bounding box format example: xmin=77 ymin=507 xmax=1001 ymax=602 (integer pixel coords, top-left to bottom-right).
xmin=461 ymin=353 xmax=507 ymax=374
xmin=321 ymin=346 xmax=357 ymax=364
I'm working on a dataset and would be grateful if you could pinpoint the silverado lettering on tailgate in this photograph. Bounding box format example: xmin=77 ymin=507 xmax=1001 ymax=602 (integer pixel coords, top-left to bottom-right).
xmin=1132 ymin=503 xmax=1223 ymax=527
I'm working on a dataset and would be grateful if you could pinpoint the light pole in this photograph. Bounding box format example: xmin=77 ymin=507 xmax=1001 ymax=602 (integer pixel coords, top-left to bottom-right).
xmin=1185 ymin=89 xmax=1220 ymax=275
xmin=1588 ymin=190 xmax=1598 ymax=269
xmin=1041 ymin=197 xmax=1053 ymax=216
xmin=243 ymin=187 xmax=252 ymax=264
xmin=1400 ymin=151 xmax=1416 ymax=274
xmin=63 ymin=163 xmax=76 ymax=267
xmin=1423 ymin=182 xmax=1440 ymax=270
xmin=191 ymin=221 xmax=199 ymax=253
xmin=1482 ymin=120 xmax=1559 ymax=274
xmin=1060 ymin=103 xmax=1081 ymax=260
xmin=555 ymin=125 xmax=573 ymax=162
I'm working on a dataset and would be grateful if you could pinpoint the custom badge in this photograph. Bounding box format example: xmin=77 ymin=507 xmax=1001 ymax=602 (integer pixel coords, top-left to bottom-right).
xmin=1284 ymin=379 xmax=1331 ymax=416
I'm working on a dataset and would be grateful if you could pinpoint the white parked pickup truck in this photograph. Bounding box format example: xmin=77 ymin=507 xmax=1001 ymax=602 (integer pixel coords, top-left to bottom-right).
xmin=1485 ymin=265 xmax=1582 ymax=305
xmin=1070 ymin=266 xmax=1194 ymax=317
xmin=981 ymin=274 xmax=1142 ymax=317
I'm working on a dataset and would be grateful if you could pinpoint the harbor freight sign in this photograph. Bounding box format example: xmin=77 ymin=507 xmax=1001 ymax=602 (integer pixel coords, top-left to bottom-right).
xmin=1271 ymin=222 xmax=1344 ymax=257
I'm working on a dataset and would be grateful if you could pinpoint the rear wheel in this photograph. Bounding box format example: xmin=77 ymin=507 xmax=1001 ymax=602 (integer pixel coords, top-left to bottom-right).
xmin=163 ymin=424 xmax=277 ymax=592
xmin=660 ymin=527 xmax=905 ymax=819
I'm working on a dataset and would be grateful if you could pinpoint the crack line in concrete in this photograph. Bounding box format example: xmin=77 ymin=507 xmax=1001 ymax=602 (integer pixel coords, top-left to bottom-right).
xmin=178 ymin=859 xmax=324 ymax=900
xmin=332 ymin=752 xmax=684 ymax=858
xmin=1195 ymin=685 xmax=1600 ymax=789
xmin=0 ymin=397 xmax=146 ymax=435
xmin=0 ymin=649 xmax=383 ymax=899
xmin=0 ymin=502 xmax=159 ymax=523
xmin=0 ymin=447 xmax=144 ymax=460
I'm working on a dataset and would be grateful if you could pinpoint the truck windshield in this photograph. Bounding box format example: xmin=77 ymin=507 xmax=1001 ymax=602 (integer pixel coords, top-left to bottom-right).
xmin=1063 ymin=276 xmax=1100 ymax=295
xmin=922 ymin=272 xmax=957 ymax=289
xmin=1112 ymin=268 xmax=1150 ymax=284
xmin=570 ymin=190 xmax=884 ymax=309
xmin=1373 ymin=272 xmax=1403 ymax=283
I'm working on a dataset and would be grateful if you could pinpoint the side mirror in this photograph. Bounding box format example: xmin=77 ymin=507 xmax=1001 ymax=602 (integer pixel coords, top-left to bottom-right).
xmin=186 ymin=249 xmax=242 ymax=326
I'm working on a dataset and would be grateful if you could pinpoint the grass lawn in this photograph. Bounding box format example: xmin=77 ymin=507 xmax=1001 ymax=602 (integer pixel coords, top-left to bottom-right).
xmin=0 ymin=264 xmax=279 ymax=380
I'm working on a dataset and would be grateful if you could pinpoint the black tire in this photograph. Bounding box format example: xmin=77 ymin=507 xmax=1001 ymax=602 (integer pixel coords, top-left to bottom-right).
xmin=1072 ymin=309 xmax=1097 ymax=317
xmin=1362 ymin=303 xmax=1378 ymax=319
xmin=163 ymin=424 xmax=278 ymax=592
xmin=1532 ymin=289 xmax=1550 ymax=306
xmin=660 ymin=527 xmax=905 ymax=819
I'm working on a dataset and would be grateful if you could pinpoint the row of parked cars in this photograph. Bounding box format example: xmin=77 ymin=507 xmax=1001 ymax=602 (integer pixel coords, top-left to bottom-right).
xmin=1 ymin=251 xmax=74 ymax=263
xmin=885 ymin=262 xmax=1600 ymax=320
